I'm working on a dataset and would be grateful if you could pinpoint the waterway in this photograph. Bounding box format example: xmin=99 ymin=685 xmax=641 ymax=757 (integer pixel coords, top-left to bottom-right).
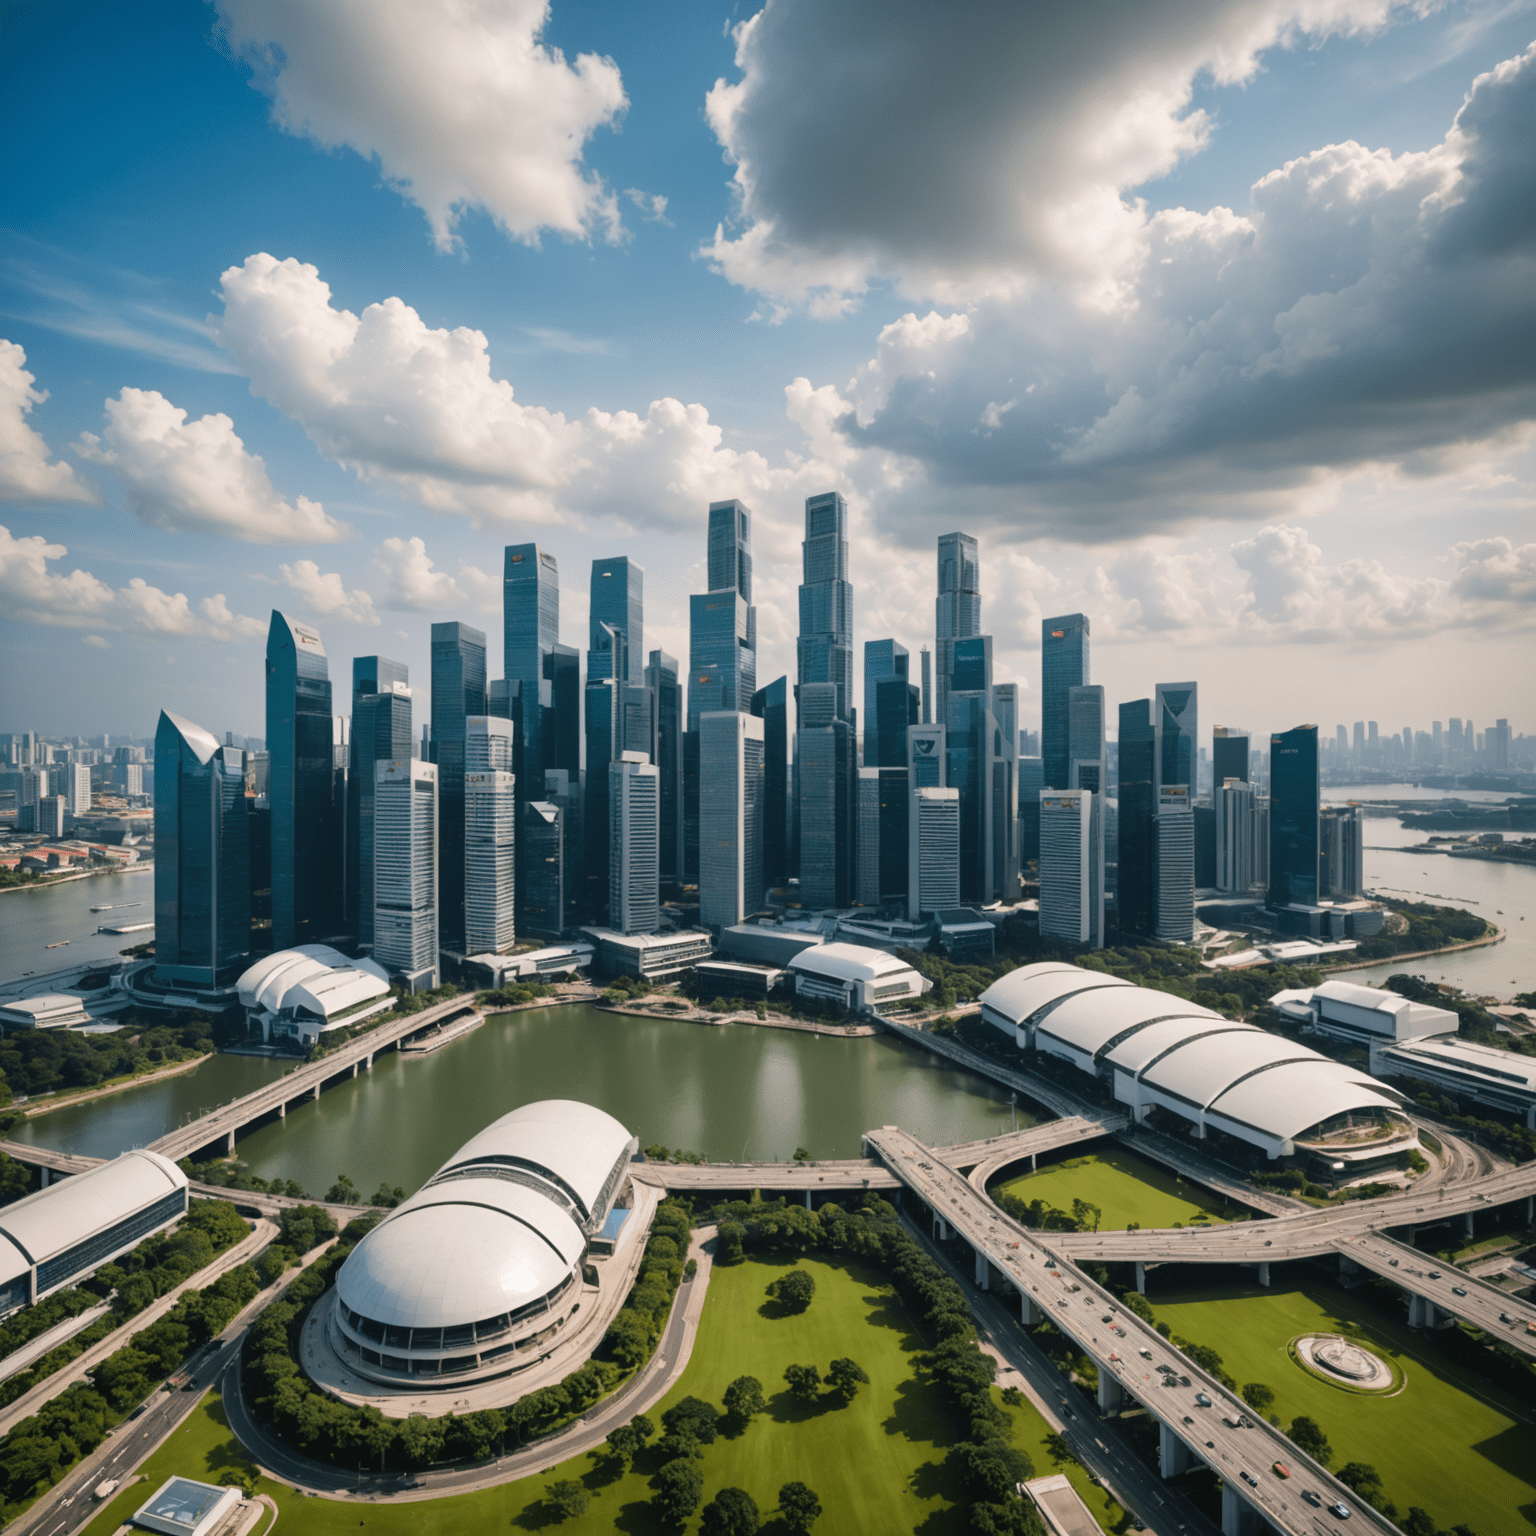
xmin=0 ymin=865 xmax=156 ymax=985
xmin=12 ymin=1004 xmax=1029 ymax=1191
xmin=1323 ymin=785 xmax=1536 ymax=996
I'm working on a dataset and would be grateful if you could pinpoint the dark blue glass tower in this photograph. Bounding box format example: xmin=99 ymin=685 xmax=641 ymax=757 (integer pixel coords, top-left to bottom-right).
xmin=873 ymin=675 xmax=920 ymax=770
xmin=751 ymin=675 xmax=789 ymax=891
xmin=1117 ymin=699 xmax=1156 ymax=936
xmin=154 ymin=710 xmax=249 ymax=986
xmin=431 ymin=623 xmax=487 ymax=952
xmin=588 ymin=556 xmax=643 ymax=685
xmin=863 ymin=638 xmax=908 ymax=765
xmin=265 ymin=610 xmax=340 ymax=948
xmin=1268 ymin=724 xmax=1320 ymax=908
xmin=504 ymin=543 xmax=560 ymax=795
xmin=349 ymin=656 xmax=412 ymax=947
xmin=797 ymin=492 xmax=853 ymax=722
xmin=1041 ymin=613 xmax=1089 ymax=790
xmin=1155 ymin=682 xmax=1198 ymax=794
xmin=648 ymin=650 xmax=683 ymax=889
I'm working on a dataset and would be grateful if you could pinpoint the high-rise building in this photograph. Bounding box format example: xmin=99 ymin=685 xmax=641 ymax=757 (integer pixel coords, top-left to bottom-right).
xmin=266 ymin=610 xmax=340 ymax=949
xmin=1216 ymin=779 xmax=1259 ymax=893
xmin=863 ymin=639 xmax=910 ymax=765
xmin=945 ymin=688 xmax=994 ymax=903
xmin=465 ymin=765 xmax=516 ymax=955
xmin=951 ymin=634 xmax=993 ymax=696
xmin=993 ymin=684 xmax=1018 ymax=760
xmin=1018 ymin=755 xmax=1043 ymax=871
xmin=430 ymin=622 xmax=487 ymax=955
xmin=609 ymin=752 xmax=659 ymax=936
xmin=1155 ymin=682 xmax=1198 ymax=796
xmin=153 ymin=711 xmax=250 ymax=988
xmin=65 ymin=762 xmax=91 ymax=818
xmin=518 ymin=798 xmax=565 ymax=939
xmin=544 ymin=643 xmax=581 ymax=780
xmin=1154 ymin=787 xmax=1195 ymax=942
xmin=699 ymin=710 xmax=765 ymax=929
xmin=1040 ymin=789 xmax=1102 ymax=948
xmin=1490 ymin=718 xmax=1511 ymax=771
xmin=935 ymin=532 xmax=980 ymax=728
xmin=1320 ymin=804 xmax=1365 ymax=898
xmin=1268 ymin=725 xmax=1320 ymax=908
xmin=1041 ymin=614 xmax=1089 ymax=790
xmin=873 ymin=675 xmax=920 ymax=770
xmin=797 ymin=492 xmax=853 ymax=722
xmin=856 ymin=769 xmax=882 ymax=908
xmin=1068 ymin=686 xmax=1105 ymax=795
xmin=646 ymin=650 xmax=683 ymax=890
xmin=708 ymin=499 xmax=754 ymax=602
xmin=349 ymin=657 xmax=412 ymax=947
xmin=909 ymin=786 xmax=960 ymax=919
xmin=1212 ymin=727 xmax=1249 ymax=788
xmin=588 ymin=556 xmax=643 ymax=686
xmin=504 ymin=543 xmax=560 ymax=795
xmin=374 ymin=758 xmax=438 ymax=989
xmin=750 ymin=676 xmax=789 ymax=892
xmin=796 ymin=682 xmax=853 ymax=909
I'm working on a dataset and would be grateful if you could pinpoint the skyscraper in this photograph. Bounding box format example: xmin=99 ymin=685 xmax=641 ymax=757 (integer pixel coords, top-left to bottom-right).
xmin=1117 ymin=699 xmax=1156 ymax=936
xmin=1269 ymin=724 xmax=1320 ymax=908
xmin=919 ymin=647 xmax=932 ymax=725
xmin=588 ymin=557 xmax=643 ymax=685
xmin=609 ymin=752 xmax=659 ymax=936
xmin=856 ymin=769 xmax=882 ymax=908
xmin=797 ymin=492 xmax=853 ymax=722
xmin=374 ymin=758 xmax=438 ymax=989
xmin=873 ymin=675 xmax=920 ymax=770
xmin=945 ymin=688 xmax=994 ymax=903
xmin=1069 ymin=686 xmax=1105 ymax=795
xmin=430 ymin=621 xmax=487 ymax=955
xmin=465 ymin=765 xmax=516 ymax=954
xmin=1320 ymin=804 xmax=1365 ymax=898
xmin=1212 ymin=726 xmax=1249 ymax=788
xmin=504 ymin=543 xmax=560 ymax=794
xmin=153 ymin=710 xmax=249 ymax=987
xmin=518 ymin=799 xmax=565 ymax=938
xmin=909 ymin=786 xmax=960 ymax=919
xmin=544 ymin=643 xmax=581 ymax=779
xmin=266 ymin=610 xmax=340 ymax=949
xmin=1041 ymin=614 xmax=1089 ymax=790
xmin=1216 ymin=779 xmax=1259 ymax=893
xmin=795 ymin=682 xmax=853 ymax=908
xmin=647 ymin=650 xmax=683 ymax=890
xmin=935 ymin=532 xmax=980 ymax=728
xmin=699 ymin=710 xmax=765 ymax=929
xmin=750 ymin=675 xmax=789 ymax=892
xmin=708 ymin=499 xmax=753 ymax=601
xmin=863 ymin=639 xmax=909 ymax=764
xmin=1039 ymin=789 xmax=1102 ymax=948
xmin=1018 ymin=755 xmax=1043 ymax=871
xmin=1155 ymin=682 xmax=1198 ymax=796
xmin=349 ymin=657 xmax=412 ymax=947
xmin=1154 ymin=788 xmax=1195 ymax=942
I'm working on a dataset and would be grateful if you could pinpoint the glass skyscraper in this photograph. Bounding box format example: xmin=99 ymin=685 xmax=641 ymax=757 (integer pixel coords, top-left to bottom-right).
xmin=153 ymin=709 xmax=249 ymax=987
xmin=430 ymin=621 xmax=487 ymax=954
xmin=699 ymin=710 xmax=765 ymax=928
xmin=647 ymin=650 xmax=683 ymax=890
xmin=935 ymin=531 xmax=980 ymax=728
xmin=795 ymin=681 xmax=853 ymax=908
xmin=1269 ymin=724 xmax=1320 ymax=907
xmin=374 ymin=758 xmax=438 ymax=988
xmin=797 ymin=492 xmax=853 ymax=722
xmin=1116 ymin=699 xmax=1156 ymax=936
xmin=1212 ymin=726 xmax=1249 ymax=788
xmin=1155 ymin=682 xmax=1198 ymax=794
xmin=266 ymin=610 xmax=340 ymax=949
xmin=863 ymin=638 xmax=908 ymax=765
xmin=349 ymin=656 xmax=412 ymax=947
xmin=873 ymin=675 xmax=920 ymax=771
xmin=588 ymin=556 xmax=643 ymax=685
xmin=945 ymin=690 xmax=993 ymax=904
xmin=1041 ymin=613 xmax=1089 ymax=790
xmin=708 ymin=499 xmax=753 ymax=604
xmin=610 ymin=753 xmax=660 ymax=935
xmin=750 ymin=675 xmax=789 ymax=892
xmin=503 ymin=543 xmax=560 ymax=795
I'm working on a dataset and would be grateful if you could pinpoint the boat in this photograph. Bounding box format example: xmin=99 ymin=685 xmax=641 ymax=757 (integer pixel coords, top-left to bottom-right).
xmin=89 ymin=902 xmax=142 ymax=913
xmin=45 ymin=940 xmax=70 ymax=948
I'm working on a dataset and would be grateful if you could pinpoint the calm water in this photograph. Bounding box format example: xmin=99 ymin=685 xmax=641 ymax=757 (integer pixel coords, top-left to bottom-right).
xmin=0 ymin=865 xmax=156 ymax=984
xmin=13 ymin=1005 xmax=1026 ymax=1191
xmin=1323 ymin=785 xmax=1536 ymax=996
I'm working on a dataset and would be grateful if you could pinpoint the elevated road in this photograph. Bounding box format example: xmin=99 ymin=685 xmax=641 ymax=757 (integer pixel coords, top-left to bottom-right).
xmin=964 ymin=1117 xmax=1129 ymax=1191
xmin=632 ymin=1158 xmax=898 ymax=1192
xmin=1114 ymin=1129 xmax=1306 ymax=1217
xmin=866 ymin=1126 xmax=1399 ymax=1536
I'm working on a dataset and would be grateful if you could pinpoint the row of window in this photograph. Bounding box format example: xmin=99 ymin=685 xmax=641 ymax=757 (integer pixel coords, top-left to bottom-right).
xmin=32 ymin=1187 xmax=187 ymax=1296
xmin=338 ymin=1271 xmax=575 ymax=1354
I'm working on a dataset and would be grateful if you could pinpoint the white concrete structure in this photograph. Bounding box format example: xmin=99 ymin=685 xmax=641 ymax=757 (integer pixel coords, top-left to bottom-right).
xmin=699 ymin=710 xmax=764 ymax=929
xmin=1039 ymin=789 xmax=1102 ymax=948
xmin=131 ymin=1478 xmax=241 ymax=1536
xmin=1271 ymin=979 xmax=1458 ymax=1043
xmin=609 ymin=752 xmax=659 ymax=936
xmin=329 ymin=1100 xmax=637 ymax=1388
xmin=786 ymin=941 xmax=930 ymax=1013
xmin=375 ymin=758 xmax=438 ymax=990
xmin=0 ymin=1150 xmax=187 ymax=1316
xmin=1371 ymin=1035 xmax=1536 ymax=1130
xmin=908 ymin=785 xmax=959 ymax=920
xmin=1155 ymin=787 xmax=1195 ymax=942
xmin=1216 ymin=779 xmax=1259 ymax=893
xmin=579 ymin=926 xmax=712 ymax=980
xmin=464 ymin=769 xmax=516 ymax=954
xmin=236 ymin=944 xmax=391 ymax=1047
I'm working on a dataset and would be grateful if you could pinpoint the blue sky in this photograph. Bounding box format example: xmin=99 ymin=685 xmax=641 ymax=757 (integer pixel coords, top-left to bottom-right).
xmin=2 ymin=0 xmax=1532 ymax=743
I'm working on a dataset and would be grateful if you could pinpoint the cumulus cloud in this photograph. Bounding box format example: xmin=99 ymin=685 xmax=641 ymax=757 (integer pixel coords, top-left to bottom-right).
xmin=373 ymin=536 xmax=490 ymax=612
xmin=215 ymin=0 xmax=627 ymax=249
xmin=0 ymin=523 xmax=263 ymax=638
xmin=278 ymin=559 xmax=378 ymax=625
xmin=0 ymin=340 xmax=98 ymax=504
xmin=75 ymin=387 xmax=345 ymax=542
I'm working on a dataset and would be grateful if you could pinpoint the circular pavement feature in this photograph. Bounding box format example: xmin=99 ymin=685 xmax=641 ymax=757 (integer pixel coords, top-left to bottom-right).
xmin=1293 ymin=1332 xmax=1397 ymax=1391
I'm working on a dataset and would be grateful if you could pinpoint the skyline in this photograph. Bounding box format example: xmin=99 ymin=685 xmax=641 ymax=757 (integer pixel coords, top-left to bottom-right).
xmin=3 ymin=1 xmax=1534 ymax=736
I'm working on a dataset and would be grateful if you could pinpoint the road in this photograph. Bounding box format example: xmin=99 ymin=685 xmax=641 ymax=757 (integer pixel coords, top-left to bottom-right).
xmin=631 ymin=1159 xmax=899 ymax=1192
xmin=867 ymin=1126 xmax=1398 ymax=1536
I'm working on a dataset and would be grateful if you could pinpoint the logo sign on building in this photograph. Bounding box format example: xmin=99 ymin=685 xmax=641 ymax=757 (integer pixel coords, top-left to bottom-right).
xmin=909 ymin=727 xmax=943 ymax=760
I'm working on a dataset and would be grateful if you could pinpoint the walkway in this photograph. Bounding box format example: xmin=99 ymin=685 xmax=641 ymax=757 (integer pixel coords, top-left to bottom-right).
xmin=0 ymin=1300 xmax=113 ymax=1385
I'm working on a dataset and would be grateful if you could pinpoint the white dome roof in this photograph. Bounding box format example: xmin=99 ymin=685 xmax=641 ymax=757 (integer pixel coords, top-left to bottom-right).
xmin=235 ymin=944 xmax=389 ymax=1017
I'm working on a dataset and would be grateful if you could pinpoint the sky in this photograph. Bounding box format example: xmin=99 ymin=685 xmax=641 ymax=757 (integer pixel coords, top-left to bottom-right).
xmin=2 ymin=0 xmax=1532 ymax=746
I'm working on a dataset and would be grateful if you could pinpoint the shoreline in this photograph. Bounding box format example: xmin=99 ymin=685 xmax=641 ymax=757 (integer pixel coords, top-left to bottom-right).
xmin=0 ymin=862 xmax=153 ymax=896
xmin=11 ymin=1050 xmax=210 ymax=1121
xmin=1320 ymin=920 xmax=1507 ymax=976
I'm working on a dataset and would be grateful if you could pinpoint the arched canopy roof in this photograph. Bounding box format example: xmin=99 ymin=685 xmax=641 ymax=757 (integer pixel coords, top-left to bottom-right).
xmin=979 ymin=964 xmax=1131 ymax=1028
xmin=0 ymin=1150 xmax=184 ymax=1265
xmin=1035 ymin=987 xmax=1221 ymax=1059
xmin=1104 ymin=1018 xmax=1259 ymax=1076
xmin=1141 ymin=1031 xmax=1328 ymax=1110
xmin=236 ymin=945 xmax=389 ymax=1017
xmin=1209 ymin=1065 xmax=1404 ymax=1142
xmin=786 ymin=942 xmax=916 ymax=984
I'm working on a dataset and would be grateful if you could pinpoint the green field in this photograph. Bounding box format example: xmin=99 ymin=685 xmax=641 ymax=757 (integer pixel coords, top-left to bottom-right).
xmin=992 ymin=1145 xmax=1234 ymax=1230
xmin=82 ymin=1252 xmax=1060 ymax=1535
xmin=1149 ymin=1273 xmax=1536 ymax=1536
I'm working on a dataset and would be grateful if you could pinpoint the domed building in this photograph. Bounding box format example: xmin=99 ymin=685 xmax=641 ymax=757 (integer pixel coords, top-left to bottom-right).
xmin=327 ymin=1100 xmax=638 ymax=1388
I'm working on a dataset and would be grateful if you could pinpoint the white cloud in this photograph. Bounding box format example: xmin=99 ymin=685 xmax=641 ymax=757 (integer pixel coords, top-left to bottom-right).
xmin=0 ymin=340 xmax=98 ymax=505
xmin=0 ymin=523 xmax=263 ymax=638
xmin=75 ymin=387 xmax=345 ymax=543
xmin=278 ymin=559 xmax=378 ymax=625
xmin=215 ymin=0 xmax=627 ymax=250
xmin=81 ymin=633 xmax=109 ymax=649
xmin=374 ymin=536 xmax=476 ymax=612
xmin=624 ymin=189 xmax=672 ymax=225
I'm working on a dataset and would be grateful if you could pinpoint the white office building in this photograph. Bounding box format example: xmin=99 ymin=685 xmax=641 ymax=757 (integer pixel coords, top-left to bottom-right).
xmin=465 ymin=769 xmax=516 ymax=955
xmin=1216 ymin=778 xmax=1259 ymax=893
xmin=909 ymin=785 xmax=959 ymax=919
xmin=699 ymin=710 xmax=764 ymax=929
xmin=1039 ymin=789 xmax=1103 ymax=948
xmin=609 ymin=751 xmax=659 ymax=936
xmin=66 ymin=762 xmax=91 ymax=817
xmin=1155 ymin=786 xmax=1195 ymax=942
xmin=374 ymin=758 xmax=438 ymax=990
xmin=466 ymin=715 xmax=515 ymax=773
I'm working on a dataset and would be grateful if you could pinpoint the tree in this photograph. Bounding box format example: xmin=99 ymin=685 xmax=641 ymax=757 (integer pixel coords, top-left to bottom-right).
xmin=778 ymin=1481 xmax=822 ymax=1534
xmin=783 ymin=1363 xmax=821 ymax=1399
xmin=1403 ymin=1511 xmax=1440 ymax=1536
xmin=701 ymin=1485 xmax=760 ymax=1536
xmin=223 ymin=1468 xmax=259 ymax=1498
xmin=324 ymin=1173 xmax=359 ymax=1204
xmin=972 ymin=1501 xmax=1044 ymax=1536
xmin=773 ymin=1269 xmax=816 ymax=1312
xmin=826 ymin=1357 xmax=869 ymax=1399
xmin=792 ymin=1147 xmax=811 ymax=1163
xmin=661 ymin=1395 xmax=719 ymax=1446
xmin=722 ymin=1374 xmax=766 ymax=1424
xmin=545 ymin=1479 xmax=591 ymax=1520
xmin=1241 ymin=1382 xmax=1276 ymax=1416
xmin=605 ymin=1415 xmax=653 ymax=1467
xmin=718 ymin=1221 xmax=745 ymax=1264
xmin=652 ymin=1457 xmax=704 ymax=1524
xmin=949 ymin=1438 xmax=1035 ymax=1502
xmin=1044 ymin=1431 xmax=1076 ymax=1464
xmin=1288 ymin=1415 xmax=1333 ymax=1466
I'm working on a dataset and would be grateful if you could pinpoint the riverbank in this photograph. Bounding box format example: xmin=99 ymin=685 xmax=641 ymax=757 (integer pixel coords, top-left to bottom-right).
xmin=594 ymin=998 xmax=878 ymax=1036
xmin=12 ymin=1050 xmax=211 ymax=1120
xmin=1320 ymin=919 xmax=1506 ymax=975
xmin=0 ymin=863 xmax=152 ymax=896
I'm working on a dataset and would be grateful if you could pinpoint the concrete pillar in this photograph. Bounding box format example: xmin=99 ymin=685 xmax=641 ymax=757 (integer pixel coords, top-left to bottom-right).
xmin=934 ymin=1215 xmax=950 ymax=1242
xmin=975 ymin=1249 xmax=990 ymax=1290
xmin=1096 ymin=1371 xmax=1124 ymax=1414
xmin=278 ymin=1102 xmax=286 ymax=1119
xmin=1256 ymin=1262 xmax=1270 ymax=1287
xmin=312 ymin=1084 xmax=321 ymax=1101
xmin=351 ymin=1062 xmax=359 ymax=1079
xmin=1464 ymin=1212 xmax=1474 ymax=1239
xmin=1135 ymin=1262 xmax=1146 ymax=1295
xmin=804 ymin=1190 xmax=812 ymax=1211
xmin=1527 ymin=1195 xmax=1534 ymax=1223
xmin=226 ymin=1130 xmax=235 ymax=1154
xmin=1159 ymin=1420 xmax=1192 ymax=1478
xmin=1221 ymin=1483 xmax=1254 ymax=1536
xmin=1339 ymin=1253 xmax=1359 ymax=1278
xmin=39 ymin=1167 xmax=50 ymax=1188
xmin=1030 ymin=1153 xmax=1037 ymax=1172
xmin=1020 ymin=1290 xmax=1040 ymax=1326
xmin=1408 ymin=1293 xmax=1438 ymax=1330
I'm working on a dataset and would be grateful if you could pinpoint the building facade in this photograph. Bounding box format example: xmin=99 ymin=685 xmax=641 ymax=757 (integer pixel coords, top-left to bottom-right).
xmin=934 ymin=531 xmax=980 ymax=730
xmin=1039 ymin=789 xmax=1103 ymax=948
xmin=1041 ymin=613 xmax=1089 ymax=790
xmin=430 ymin=622 xmax=487 ymax=955
xmin=374 ymin=759 xmax=438 ymax=989
xmin=503 ymin=543 xmax=560 ymax=799
xmin=349 ymin=657 xmax=412 ymax=947
xmin=609 ymin=752 xmax=659 ymax=936
xmin=699 ymin=710 xmax=765 ymax=929
xmin=1269 ymin=724 xmax=1321 ymax=908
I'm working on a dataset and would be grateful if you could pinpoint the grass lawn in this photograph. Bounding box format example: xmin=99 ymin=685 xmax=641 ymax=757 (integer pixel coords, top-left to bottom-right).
xmin=995 ymin=1385 xmax=1131 ymax=1534
xmin=79 ymin=1252 xmax=1012 ymax=1535
xmin=992 ymin=1145 xmax=1234 ymax=1231
xmin=1149 ymin=1271 xmax=1536 ymax=1536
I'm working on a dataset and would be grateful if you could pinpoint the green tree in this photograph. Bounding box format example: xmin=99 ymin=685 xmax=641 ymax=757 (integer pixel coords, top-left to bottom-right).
xmin=722 ymin=1374 xmax=766 ymax=1424
xmin=1241 ymin=1382 xmax=1276 ymax=1416
xmin=718 ymin=1221 xmax=746 ymax=1264
xmin=972 ymin=1501 xmax=1044 ymax=1536
xmin=1402 ymin=1511 xmax=1440 ymax=1536
xmin=826 ymin=1357 xmax=869 ymax=1399
xmin=1288 ymin=1415 xmax=1333 ymax=1466
xmin=1044 ymin=1431 xmax=1076 ymax=1464
xmin=605 ymin=1414 xmax=653 ymax=1467
xmin=661 ymin=1395 xmax=719 ymax=1445
xmin=778 ymin=1481 xmax=823 ymax=1534
xmin=948 ymin=1438 xmax=1035 ymax=1502
xmin=324 ymin=1174 xmax=359 ymax=1204
xmin=701 ymin=1485 xmax=760 ymax=1536
xmin=223 ymin=1468 xmax=259 ymax=1498
xmin=545 ymin=1479 xmax=591 ymax=1520
xmin=783 ymin=1363 xmax=821 ymax=1399
xmin=652 ymin=1457 xmax=704 ymax=1524
xmin=773 ymin=1269 xmax=816 ymax=1312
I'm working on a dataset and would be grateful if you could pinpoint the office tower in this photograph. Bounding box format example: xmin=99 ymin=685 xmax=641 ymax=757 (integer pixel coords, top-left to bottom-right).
xmin=1320 ymin=805 xmax=1365 ymax=898
xmin=66 ymin=763 xmax=91 ymax=818
xmin=1253 ymin=796 xmax=1270 ymax=889
xmin=920 ymin=647 xmax=932 ymax=724
xmin=332 ymin=713 xmax=350 ymax=925
xmin=588 ymin=556 xmax=643 ymax=686
xmin=646 ymin=651 xmax=683 ymax=890
xmin=1268 ymin=724 xmax=1320 ymax=908
xmin=35 ymin=794 xmax=65 ymax=838
xmin=545 ymin=644 xmax=581 ymax=779
xmin=349 ymin=656 xmax=412 ymax=947
xmin=796 ymin=682 xmax=853 ymax=908
xmin=1216 ymin=779 xmax=1259 ymax=893
xmin=504 ymin=543 xmax=560 ymax=794
xmin=465 ymin=768 xmax=516 ymax=954
xmin=1040 ymin=789 xmax=1102 ymax=948
xmin=699 ymin=710 xmax=765 ymax=928
xmin=266 ymin=610 xmax=340 ymax=949
xmin=750 ymin=676 xmax=789 ymax=891
xmin=1335 ymin=724 xmax=1349 ymax=761
xmin=1018 ymin=755 xmax=1043 ymax=870
xmin=584 ymin=663 xmax=622 ymax=918
xmin=1212 ymin=727 xmax=1248 ymax=789
xmin=952 ymin=634 xmax=993 ymax=695
xmin=1041 ymin=614 xmax=1089 ymax=789
xmin=863 ymin=639 xmax=910 ymax=765
xmin=993 ymin=684 xmax=1018 ymax=759
xmin=466 ymin=716 xmax=514 ymax=772
xmin=1020 ymin=728 xmax=1040 ymax=757
xmin=1116 ymin=700 xmax=1155 ymax=934
xmin=152 ymin=711 xmax=250 ymax=987
xmin=873 ymin=675 xmax=921 ymax=770
xmin=519 ymin=799 xmax=565 ymax=938
xmin=1154 ymin=788 xmax=1195 ymax=941
xmin=374 ymin=759 xmax=438 ymax=988
xmin=610 ymin=752 xmax=659 ymax=935
xmin=934 ymin=532 xmax=980 ymax=728
xmin=430 ymin=621 xmax=487 ymax=955
xmin=909 ymin=786 xmax=960 ymax=919
xmin=1352 ymin=721 xmax=1366 ymax=761
xmin=856 ymin=769 xmax=882 ymax=907
xmin=1490 ymin=719 xmax=1511 ymax=771
xmin=1368 ymin=721 xmax=1379 ymax=759
xmin=1155 ymin=683 xmax=1198 ymax=796
xmin=797 ymin=492 xmax=854 ymax=721
xmin=708 ymin=499 xmax=754 ymax=602
xmin=1068 ymin=686 xmax=1105 ymax=794
xmin=1193 ymin=804 xmax=1216 ymax=888
xmin=488 ymin=678 xmax=514 ymax=722
xmin=945 ymin=688 xmax=994 ymax=903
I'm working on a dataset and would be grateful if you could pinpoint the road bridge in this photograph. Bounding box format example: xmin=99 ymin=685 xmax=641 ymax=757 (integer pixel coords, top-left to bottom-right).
xmin=963 ymin=1116 xmax=1129 ymax=1191
xmin=632 ymin=1159 xmax=899 ymax=1193
xmin=865 ymin=1125 xmax=1400 ymax=1536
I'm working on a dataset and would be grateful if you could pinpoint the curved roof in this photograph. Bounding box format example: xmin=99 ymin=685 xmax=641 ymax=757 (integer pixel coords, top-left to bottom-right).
xmin=1104 ymin=1017 xmax=1259 ymax=1076
xmin=236 ymin=945 xmax=390 ymax=1017
xmin=787 ymin=942 xmax=918 ymax=984
xmin=0 ymin=1149 xmax=184 ymax=1264
xmin=1209 ymin=1064 xmax=1404 ymax=1141
xmin=978 ymin=964 xmax=1131 ymax=1027
xmin=1142 ymin=1031 xmax=1326 ymax=1110
xmin=1036 ymin=987 xmax=1221 ymax=1058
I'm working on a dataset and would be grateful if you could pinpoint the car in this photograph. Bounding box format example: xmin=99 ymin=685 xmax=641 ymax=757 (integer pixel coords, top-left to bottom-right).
xmin=1139 ymin=1348 xmax=1152 ymax=1359
xmin=1302 ymin=1490 xmax=1322 ymax=1507
xmin=1331 ymin=1502 xmax=1352 ymax=1520
xmin=1113 ymin=1326 xmax=1126 ymax=1337
xmin=1452 ymin=1286 xmax=1467 ymax=1296
xmin=1102 ymin=1314 xmax=1113 ymax=1323
xmin=401 ymin=1478 xmax=423 ymax=1490
xmin=1239 ymin=1415 xmax=1255 ymax=1428
xmin=128 ymin=1405 xmax=148 ymax=1421
xmin=1180 ymin=1376 xmax=1192 ymax=1387
xmin=1195 ymin=1392 xmax=1212 ymax=1407
xmin=1428 ymin=1270 xmax=1442 ymax=1279
xmin=1272 ymin=1462 xmax=1291 ymax=1479
xmin=1240 ymin=1472 xmax=1258 ymax=1488
xmin=1389 ymin=1259 xmax=1399 ymax=1267
xmin=1058 ymin=1299 xmax=1070 ymax=1308
xmin=1206 ymin=1441 xmax=1215 ymax=1449
xmin=1501 ymin=1313 xmax=1515 ymax=1324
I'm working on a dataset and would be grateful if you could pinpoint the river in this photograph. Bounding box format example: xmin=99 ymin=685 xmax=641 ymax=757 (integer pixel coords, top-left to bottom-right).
xmin=11 ymin=1004 xmax=1029 ymax=1192
xmin=0 ymin=865 xmax=156 ymax=985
